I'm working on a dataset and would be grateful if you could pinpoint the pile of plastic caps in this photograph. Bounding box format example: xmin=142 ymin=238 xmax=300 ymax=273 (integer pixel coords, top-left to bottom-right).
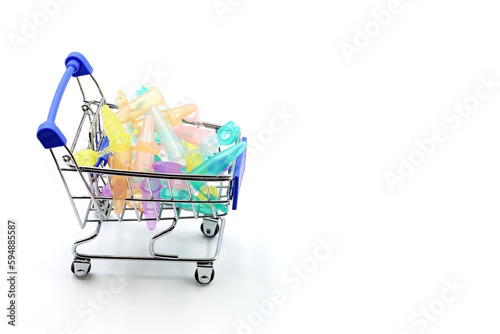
xmin=73 ymin=85 xmax=246 ymax=230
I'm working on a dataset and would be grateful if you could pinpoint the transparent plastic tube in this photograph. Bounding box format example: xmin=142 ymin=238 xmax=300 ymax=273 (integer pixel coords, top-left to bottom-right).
xmin=172 ymin=126 xmax=219 ymax=156
xmin=132 ymin=115 xmax=156 ymax=184
xmin=101 ymin=105 xmax=131 ymax=152
xmin=189 ymin=142 xmax=247 ymax=183
xmin=109 ymin=148 xmax=133 ymax=215
xmin=152 ymin=161 xmax=188 ymax=192
xmin=149 ymin=105 xmax=187 ymax=161
xmin=165 ymin=103 xmax=199 ymax=126
xmin=133 ymin=104 xmax=197 ymax=128
xmin=115 ymin=87 xmax=165 ymax=124
xmin=74 ymin=106 xmax=132 ymax=166
xmin=140 ymin=179 xmax=162 ymax=230
xmin=184 ymin=142 xmax=204 ymax=172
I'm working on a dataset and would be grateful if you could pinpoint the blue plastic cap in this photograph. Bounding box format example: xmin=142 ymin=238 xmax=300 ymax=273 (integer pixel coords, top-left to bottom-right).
xmin=37 ymin=121 xmax=67 ymax=149
xmin=65 ymin=52 xmax=93 ymax=77
xmin=232 ymin=137 xmax=247 ymax=210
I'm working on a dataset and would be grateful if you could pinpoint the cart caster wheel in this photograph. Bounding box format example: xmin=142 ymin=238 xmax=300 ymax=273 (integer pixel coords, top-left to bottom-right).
xmin=195 ymin=267 xmax=215 ymax=284
xmin=200 ymin=221 xmax=219 ymax=237
xmin=71 ymin=259 xmax=91 ymax=277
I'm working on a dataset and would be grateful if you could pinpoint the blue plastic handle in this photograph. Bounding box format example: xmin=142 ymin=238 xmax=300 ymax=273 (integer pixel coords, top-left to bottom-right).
xmin=232 ymin=137 xmax=247 ymax=210
xmin=37 ymin=52 xmax=93 ymax=149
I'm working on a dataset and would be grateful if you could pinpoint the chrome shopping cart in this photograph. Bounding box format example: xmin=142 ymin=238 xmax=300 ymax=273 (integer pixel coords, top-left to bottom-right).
xmin=36 ymin=52 xmax=246 ymax=284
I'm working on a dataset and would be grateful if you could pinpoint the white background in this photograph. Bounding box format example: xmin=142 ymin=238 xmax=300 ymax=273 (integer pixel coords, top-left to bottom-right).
xmin=1 ymin=0 xmax=500 ymax=333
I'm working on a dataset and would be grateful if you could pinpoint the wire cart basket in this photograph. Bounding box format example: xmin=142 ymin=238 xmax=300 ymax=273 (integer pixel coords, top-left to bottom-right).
xmin=37 ymin=52 xmax=247 ymax=284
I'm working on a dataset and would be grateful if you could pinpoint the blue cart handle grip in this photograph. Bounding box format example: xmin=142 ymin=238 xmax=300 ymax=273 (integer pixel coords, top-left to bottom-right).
xmin=37 ymin=52 xmax=93 ymax=149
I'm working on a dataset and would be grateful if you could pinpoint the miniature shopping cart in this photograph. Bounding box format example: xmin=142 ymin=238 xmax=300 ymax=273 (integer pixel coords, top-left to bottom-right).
xmin=36 ymin=52 xmax=246 ymax=284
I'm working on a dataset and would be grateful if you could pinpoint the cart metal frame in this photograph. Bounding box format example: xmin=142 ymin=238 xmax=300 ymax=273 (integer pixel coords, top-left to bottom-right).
xmin=37 ymin=52 xmax=246 ymax=284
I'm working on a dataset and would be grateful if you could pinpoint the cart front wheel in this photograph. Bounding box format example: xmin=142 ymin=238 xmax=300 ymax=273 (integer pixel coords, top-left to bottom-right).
xmin=71 ymin=259 xmax=91 ymax=277
xmin=195 ymin=267 xmax=215 ymax=284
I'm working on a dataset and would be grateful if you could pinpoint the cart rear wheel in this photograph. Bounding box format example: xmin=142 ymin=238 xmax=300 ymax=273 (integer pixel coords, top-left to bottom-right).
xmin=200 ymin=222 xmax=219 ymax=237
xmin=71 ymin=259 xmax=91 ymax=277
xmin=195 ymin=268 xmax=215 ymax=284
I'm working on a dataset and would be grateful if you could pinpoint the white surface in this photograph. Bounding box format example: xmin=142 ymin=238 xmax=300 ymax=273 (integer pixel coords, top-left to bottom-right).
xmin=1 ymin=0 xmax=500 ymax=333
